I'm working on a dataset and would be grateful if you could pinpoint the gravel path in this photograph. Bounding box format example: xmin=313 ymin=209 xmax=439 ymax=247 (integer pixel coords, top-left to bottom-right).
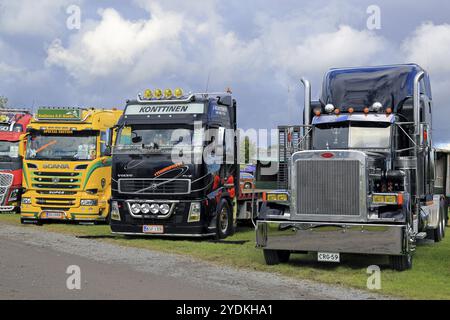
xmin=0 ymin=223 xmax=390 ymax=300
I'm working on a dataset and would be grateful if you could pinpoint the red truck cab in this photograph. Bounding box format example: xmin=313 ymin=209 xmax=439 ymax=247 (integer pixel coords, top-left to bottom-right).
xmin=0 ymin=109 xmax=32 ymax=212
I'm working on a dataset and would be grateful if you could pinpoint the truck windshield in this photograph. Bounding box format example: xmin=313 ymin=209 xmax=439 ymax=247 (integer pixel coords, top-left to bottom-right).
xmin=26 ymin=131 xmax=98 ymax=161
xmin=0 ymin=141 xmax=19 ymax=159
xmin=313 ymin=121 xmax=391 ymax=150
xmin=114 ymin=125 xmax=197 ymax=154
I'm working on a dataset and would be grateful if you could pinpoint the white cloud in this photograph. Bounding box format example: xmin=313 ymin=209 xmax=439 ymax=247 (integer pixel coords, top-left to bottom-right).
xmin=46 ymin=6 xmax=184 ymax=83
xmin=0 ymin=0 xmax=77 ymax=37
xmin=402 ymin=22 xmax=450 ymax=75
xmin=45 ymin=0 xmax=386 ymax=92
xmin=273 ymin=25 xmax=386 ymax=77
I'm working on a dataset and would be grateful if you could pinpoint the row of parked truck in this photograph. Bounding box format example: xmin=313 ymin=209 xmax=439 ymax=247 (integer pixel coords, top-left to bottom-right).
xmin=0 ymin=64 xmax=448 ymax=271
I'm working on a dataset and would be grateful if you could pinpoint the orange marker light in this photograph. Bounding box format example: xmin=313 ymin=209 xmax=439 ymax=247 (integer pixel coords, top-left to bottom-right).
xmin=334 ymin=108 xmax=340 ymax=115
xmin=386 ymin=107 xmax=392 ymax=114
xmin=397 ymin=193 xmax=404 ymax=206
xmin=314 ymin=110 xmax=321 ymax=116
xmin=348 ymin=107 xmax=354 ymax=114
xmin=363 ymin=107 xmax=370 ymax=114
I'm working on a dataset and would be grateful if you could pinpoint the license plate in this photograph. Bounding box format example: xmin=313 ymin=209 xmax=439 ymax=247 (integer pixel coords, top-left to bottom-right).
xmin=142 ymin=225 xmax=164 ymax=234
xmin=318 ymin=252 xmax=340 ymax=263
xmin=42 ymin=211 xmax=64 ymax=219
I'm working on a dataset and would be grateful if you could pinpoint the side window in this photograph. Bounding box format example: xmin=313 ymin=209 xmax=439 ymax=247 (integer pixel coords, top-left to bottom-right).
xmin=100 ymin=131 xmax=108 ymax=156
xmin=118 ymin=126 xmax=132 ymax=145
xmin=224 ymin=127 xmax=235 ymax=160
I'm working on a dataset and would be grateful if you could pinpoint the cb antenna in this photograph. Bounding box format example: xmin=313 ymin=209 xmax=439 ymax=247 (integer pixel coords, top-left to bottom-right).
xmin=205 ymin=70 xmax=211 ymax=93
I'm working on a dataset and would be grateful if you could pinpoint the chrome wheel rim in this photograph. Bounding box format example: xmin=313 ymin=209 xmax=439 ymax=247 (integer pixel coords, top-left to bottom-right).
xmin=219 ymin=207 xmax=229 ymax=233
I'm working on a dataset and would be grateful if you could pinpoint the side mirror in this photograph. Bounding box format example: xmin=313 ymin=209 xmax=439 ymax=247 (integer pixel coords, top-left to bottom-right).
xmin=104 ymin=146 xmax=112 ymax=157
xmin=18 ymin=133 xmax=28 ymax=157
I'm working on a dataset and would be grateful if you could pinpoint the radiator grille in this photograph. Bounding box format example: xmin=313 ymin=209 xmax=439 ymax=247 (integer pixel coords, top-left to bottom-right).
xmin=119 ymin=179 xmax=191 ymax=195
xmin=32 ymin=171 xmax=81 ymax=190
xmin=296 ymin=160 xmax=361 ymax=216
xmin=0 ymin=173 xmax=13 ymax=205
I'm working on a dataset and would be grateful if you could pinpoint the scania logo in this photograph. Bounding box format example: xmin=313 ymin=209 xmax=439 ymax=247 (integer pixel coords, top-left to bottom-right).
xmin=43 ymin=164 xmax=70 ymax=169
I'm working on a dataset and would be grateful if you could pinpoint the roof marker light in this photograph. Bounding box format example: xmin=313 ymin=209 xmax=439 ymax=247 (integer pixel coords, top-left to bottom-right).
xmin=348 ymin=107 xmax=354 ymax=114
xmin=313 ymin=107 xmax=322 ymax=116
xmin=143 ymin=89 xmax=153 ymax=100
xmin=164 ymin=89 xmax=173 ymax=99
xmin=174 ymin=88 xmax=183 ymax=98
xmin=363 ymin=107 xmax=370 ymax=114
xmin=386 ymin=107 xmax=393 ymax=114
xmin=154 ymin=89 xmax=163 ymax=99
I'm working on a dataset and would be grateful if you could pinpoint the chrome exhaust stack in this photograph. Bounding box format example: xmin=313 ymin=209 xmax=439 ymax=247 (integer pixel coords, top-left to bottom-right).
xmin=301 ymin=78 xmax=311 ymax=150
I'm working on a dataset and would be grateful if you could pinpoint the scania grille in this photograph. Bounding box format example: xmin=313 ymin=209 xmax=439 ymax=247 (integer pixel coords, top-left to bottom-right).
xmin=32 ymin=171 xmax=81 ymax=190
xmin=118 ymin=179 xmax=191 ymax=195
xmin=0 ymin=173 xmax=13 ymax=204
xmin=36 ymin=198 xmax=76 ymax=207
xmin=296 ymin=160 xmax=361 ymax=216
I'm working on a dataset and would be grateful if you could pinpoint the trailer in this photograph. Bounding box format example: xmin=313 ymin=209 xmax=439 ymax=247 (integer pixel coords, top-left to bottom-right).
xmin=256 ymin=64 xmax=448 ymax=270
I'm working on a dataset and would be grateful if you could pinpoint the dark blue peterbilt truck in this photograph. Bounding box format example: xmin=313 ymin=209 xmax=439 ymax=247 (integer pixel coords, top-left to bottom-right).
xmin=257 ymin=64 xmax=448 ymax=270
xmin=109 ymin=90 xmax=239 ymax=239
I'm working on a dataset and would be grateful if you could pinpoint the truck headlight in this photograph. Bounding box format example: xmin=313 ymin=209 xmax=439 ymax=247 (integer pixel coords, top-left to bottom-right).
xmin=9 ymin=189 xmax=19 ymax=201
xmin=130 ymin=203 xmax=141 ymax=214
xmin=188 ymin=202 xmax=201 ymax=223
xmin=80 ymin=199 xmax=98 ymax=206
xmin=150 ymin=203 xmax=160 ymax=214
xmin=266 ymin=192 xmax=289 ymax=202
xmin=159 ymin=204 xmax=170 ymax=215
xmin=111 ymin=201 xmax=121 ymax=221
xmin=21 ymin=197 xmax=31 ymax=204
xmin=140 ymin=203 xmax=151 ymax=214
xmin=371 ymin=193 xmax=403 ymax=206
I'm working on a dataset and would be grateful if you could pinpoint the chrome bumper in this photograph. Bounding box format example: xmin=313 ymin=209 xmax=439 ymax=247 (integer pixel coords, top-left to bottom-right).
xmin=256 ymin=221 xmax=406 ymax=255
xmin=0 ymin=206 xmax=15 ymax=212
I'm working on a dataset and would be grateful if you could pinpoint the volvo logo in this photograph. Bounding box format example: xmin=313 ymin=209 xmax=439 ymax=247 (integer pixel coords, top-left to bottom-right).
xmin=149 ymin=183 xmax=158 ymax=191
xmin=43 ymin=164 xmax=70 ymax=169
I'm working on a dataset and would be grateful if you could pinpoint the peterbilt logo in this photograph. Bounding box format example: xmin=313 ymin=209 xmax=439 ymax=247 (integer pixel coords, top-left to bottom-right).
xmin=43 ymin=164 xmax=69 ymax=169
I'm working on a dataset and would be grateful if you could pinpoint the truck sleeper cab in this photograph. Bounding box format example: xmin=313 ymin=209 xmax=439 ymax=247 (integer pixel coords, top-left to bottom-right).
xmin=110 ymin=89 xmax=239 ymax=238
xmin=20 ymin=107 xmax=123 ymax=224
xmin=0 ymin=109 xmax=32 ymax=212
xmin=257 ymin=64 xmax=447 ymax=271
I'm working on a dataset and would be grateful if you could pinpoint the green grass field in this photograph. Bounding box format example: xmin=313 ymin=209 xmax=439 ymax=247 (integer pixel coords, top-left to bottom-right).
xmin=1 ymin=213 xmax=449 ymax=299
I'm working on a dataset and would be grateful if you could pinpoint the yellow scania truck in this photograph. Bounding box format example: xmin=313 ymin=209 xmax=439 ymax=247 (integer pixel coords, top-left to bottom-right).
xmin=20 ymin=107 xmax=122 ymax=224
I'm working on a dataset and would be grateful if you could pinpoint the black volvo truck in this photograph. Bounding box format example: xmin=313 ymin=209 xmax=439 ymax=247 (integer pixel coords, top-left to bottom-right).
xmin=109 ymin=89 xmax=239 ymax=238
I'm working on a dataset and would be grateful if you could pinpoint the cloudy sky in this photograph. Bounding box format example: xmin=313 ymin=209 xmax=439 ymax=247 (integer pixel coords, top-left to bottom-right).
xmin=1 ymin=0 xmax=450 ymax=144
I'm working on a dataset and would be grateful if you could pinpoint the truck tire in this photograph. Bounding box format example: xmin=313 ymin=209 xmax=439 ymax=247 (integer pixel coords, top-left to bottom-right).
xmin=278 ymin=250 xmax=291 ymax=263
xmin=216 ymin=200 xmax=233 ymax=239
xmin=389 ymin=254 xmax=413 ymax=271
xmin=263 ymin=250 xmax=291 ymax=265
xmin=433 ymin=201 xmax=446 ymax=242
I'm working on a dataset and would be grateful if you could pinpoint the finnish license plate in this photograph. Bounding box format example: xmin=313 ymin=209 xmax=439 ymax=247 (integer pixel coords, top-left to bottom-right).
xmin=142 ymin=225 xmax=164 ymax=234
xmin=42 ymin=211 xmax=64 ymax=219
xmin=318 ymin=252 xmax=340 ymax=263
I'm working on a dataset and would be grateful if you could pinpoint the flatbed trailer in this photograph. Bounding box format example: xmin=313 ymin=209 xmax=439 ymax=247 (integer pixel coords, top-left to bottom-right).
xmin=237 ymin=188 xmax=272 ymax=221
